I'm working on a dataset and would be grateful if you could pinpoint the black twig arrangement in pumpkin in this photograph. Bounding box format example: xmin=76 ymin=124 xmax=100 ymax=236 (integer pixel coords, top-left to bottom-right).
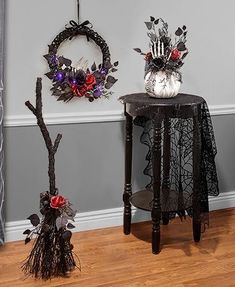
xmin=44 ymin=20 xmax=118 ymax=102
xmin=134 ymin=17 xmax=189 ymax=78
xmin=22 ymin=78 xmax=79 ymax=280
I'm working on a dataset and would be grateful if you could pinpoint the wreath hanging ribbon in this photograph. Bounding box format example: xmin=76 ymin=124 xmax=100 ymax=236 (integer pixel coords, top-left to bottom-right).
xmin=44 ymin=20 xmax=118 ymax=102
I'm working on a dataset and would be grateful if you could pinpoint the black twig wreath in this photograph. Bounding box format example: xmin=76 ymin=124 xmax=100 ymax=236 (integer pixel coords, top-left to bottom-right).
xmin=44 ymin=20 xmax=118 ymax=102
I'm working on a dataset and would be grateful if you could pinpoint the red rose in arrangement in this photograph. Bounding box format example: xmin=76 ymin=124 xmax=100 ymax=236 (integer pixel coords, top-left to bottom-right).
xmin=50 ymin=195 xmax=66 ymax=209
xmin=170 ymin=48 xmax=181 ymax=61
xmin=145 ymin=52 xmax=153 ymax=61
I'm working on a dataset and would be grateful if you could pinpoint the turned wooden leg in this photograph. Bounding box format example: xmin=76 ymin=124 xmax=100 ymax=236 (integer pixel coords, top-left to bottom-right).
xmin=192 ymin=110 xmax=201 ymax=242
xmin=193 ymin=220 xmax=201 ymax=242
xmin=123 ymin=109 xmax=133 ymax=235
xmin=162 ymin=117 xmax=171 ymax=226
xmin=152 ymin=118 xmax=162 ymax=254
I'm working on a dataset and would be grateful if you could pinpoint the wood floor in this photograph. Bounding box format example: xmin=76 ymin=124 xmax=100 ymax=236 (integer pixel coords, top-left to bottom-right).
xmin=1 ymin=208 xmax=235 ymax=287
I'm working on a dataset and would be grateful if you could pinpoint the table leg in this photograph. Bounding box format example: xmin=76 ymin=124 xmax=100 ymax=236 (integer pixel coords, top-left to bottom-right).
xmin=193 ymin=110 xmax=201 ymax=242
xmin=162 ymin=117 xmax=171 ymax=225
xmin=123 ymin=111 xmax=133 ymax=235
xmin=152 ymin=118 xmax=162 ymax=254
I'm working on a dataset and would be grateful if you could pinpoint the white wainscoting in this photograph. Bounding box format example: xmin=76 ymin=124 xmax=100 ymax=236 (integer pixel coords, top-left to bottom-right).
xmin=5 ymin=191 xmax=235 ymax=242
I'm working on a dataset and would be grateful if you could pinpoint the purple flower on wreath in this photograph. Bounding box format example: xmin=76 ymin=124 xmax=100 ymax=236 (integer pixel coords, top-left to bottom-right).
xmin=46 ymin=54 xmax=58 ymax=66
xmin=55 ymin=71 xmax=65 ymax=81
xmin=93 ymin=84 xmax=104 ymax=97
xmin=100 ymin=68 xmax=108 ymax=76
xmin=51 ymin=55 xmax=58 ymax=64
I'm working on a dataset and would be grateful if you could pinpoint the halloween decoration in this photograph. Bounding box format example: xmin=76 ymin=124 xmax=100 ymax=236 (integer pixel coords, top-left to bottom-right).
xmin=44 ymin=20 xmax=118 ymax=102
xmin=134 ymin=17 xmax=188 ymax=98
xmin=22 ymin=78 xmax=79 ymax=279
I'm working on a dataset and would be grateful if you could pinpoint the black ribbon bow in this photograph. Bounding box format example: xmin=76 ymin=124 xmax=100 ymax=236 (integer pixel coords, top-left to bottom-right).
xmin=66 ymin=20 xmax=93 ymax=41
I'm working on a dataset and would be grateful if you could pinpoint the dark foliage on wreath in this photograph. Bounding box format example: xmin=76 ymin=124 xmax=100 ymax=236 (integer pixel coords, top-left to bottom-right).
xmin=134 ymin=17 xmax=189 ymax=77
xmin=44 ymin=20 xmax=118 ymax=102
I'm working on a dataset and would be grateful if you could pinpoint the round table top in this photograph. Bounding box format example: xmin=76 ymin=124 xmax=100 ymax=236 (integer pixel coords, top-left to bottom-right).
xmin=119 ymin=93 xmax=204 ymax=107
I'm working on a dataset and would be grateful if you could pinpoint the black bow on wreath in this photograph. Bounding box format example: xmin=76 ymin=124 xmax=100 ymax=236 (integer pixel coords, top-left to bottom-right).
xmin=66 ymin=20 xmax=93 ymax=41
xmin=67 ymin=19 xmax=93 ymax=29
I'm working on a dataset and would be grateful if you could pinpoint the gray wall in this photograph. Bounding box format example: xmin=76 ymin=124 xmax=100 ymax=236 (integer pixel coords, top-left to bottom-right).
xmin=4 ymin=114 xmax=235 ymax=222
xmin=3 ymin=0 xmax=235 ymax=223
xmin=5 ymin=0 xmax=235 ymax=119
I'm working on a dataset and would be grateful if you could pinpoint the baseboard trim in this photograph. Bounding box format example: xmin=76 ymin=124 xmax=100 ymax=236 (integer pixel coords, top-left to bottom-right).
xmin=4 ymin=104 xmax=235 ymax=127
xmin=5 ymin=191 xmax=235 ymax=242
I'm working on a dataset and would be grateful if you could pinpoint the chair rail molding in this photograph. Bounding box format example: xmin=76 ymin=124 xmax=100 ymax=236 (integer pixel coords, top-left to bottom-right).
xmin=4 ymin=110 xmax=124 ymax=127
xmin=4 ymin=104 xmax=235 ymax=127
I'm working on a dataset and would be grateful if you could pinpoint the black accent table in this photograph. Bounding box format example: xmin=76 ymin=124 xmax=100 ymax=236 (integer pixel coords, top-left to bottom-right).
xmin=120 ymin=93 xmax=218 ymax=254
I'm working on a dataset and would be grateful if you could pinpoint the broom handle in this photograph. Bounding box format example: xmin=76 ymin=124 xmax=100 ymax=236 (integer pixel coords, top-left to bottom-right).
xmin=25 ymin=78 xmax=62 ymax=196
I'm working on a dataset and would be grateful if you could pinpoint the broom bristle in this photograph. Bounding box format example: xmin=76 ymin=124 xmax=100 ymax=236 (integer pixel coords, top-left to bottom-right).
xmin=22 ymin=217 xmax=77 ymax=279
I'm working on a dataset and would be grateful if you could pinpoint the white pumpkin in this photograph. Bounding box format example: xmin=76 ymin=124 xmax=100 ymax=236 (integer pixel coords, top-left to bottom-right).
xmin=144 ymin=70 xmax=181 ymax=98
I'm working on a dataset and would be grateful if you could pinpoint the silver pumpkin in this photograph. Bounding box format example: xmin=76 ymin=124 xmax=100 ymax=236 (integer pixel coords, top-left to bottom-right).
xmin=144 ymin=70 xmax=181 ymax=98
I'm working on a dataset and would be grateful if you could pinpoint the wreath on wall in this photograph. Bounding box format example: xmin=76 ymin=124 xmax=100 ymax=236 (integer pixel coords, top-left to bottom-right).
xmin=44 ymin=20 xmax=118 ymax=102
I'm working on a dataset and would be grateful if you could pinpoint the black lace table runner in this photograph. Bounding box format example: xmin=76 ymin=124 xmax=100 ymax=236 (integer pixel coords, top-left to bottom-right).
xmin=134 ymin=101 xmax=219 ymax=230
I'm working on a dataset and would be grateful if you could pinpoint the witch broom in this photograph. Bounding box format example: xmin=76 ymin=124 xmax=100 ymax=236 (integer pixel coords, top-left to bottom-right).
xmin=22 ymin=78 xmax=78 ymax=279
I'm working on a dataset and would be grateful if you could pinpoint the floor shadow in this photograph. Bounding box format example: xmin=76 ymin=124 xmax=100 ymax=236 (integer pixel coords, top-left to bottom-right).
xmin=130 ymin=208 xmax=234 ymax=256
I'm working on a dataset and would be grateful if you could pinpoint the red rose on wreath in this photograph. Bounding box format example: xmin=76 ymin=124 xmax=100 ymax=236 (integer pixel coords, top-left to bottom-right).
xmin=85 ymin=84 xmax=94 ymax=92
xmin=85 ymin=74 xmax=96 ymax=87
xmin=72 ymin=74 xmax=97 ymax=97
xmin=78 ymin=85 xmax=89 ymax=97
xmin=71 ymin=83 xmax=82 ymax=97
xmin=170 ymin=48 xmax=181 ymax=61
xmin=50 ymin=195 xmax=66 ymax=209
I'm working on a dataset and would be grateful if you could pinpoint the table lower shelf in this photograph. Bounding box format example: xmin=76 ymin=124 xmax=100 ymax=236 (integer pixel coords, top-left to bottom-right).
xmin=129 ymin=189 xmax=192 ymax=212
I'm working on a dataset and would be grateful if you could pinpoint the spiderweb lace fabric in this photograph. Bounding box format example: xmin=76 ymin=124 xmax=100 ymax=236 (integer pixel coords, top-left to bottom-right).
xmin=134 ymin=101 xmax=219 ymax=230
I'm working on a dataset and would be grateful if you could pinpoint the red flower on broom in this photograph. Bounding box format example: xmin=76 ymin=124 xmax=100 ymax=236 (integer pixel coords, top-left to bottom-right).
xmin=50 ymin=195 xmax=66 ymax=209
